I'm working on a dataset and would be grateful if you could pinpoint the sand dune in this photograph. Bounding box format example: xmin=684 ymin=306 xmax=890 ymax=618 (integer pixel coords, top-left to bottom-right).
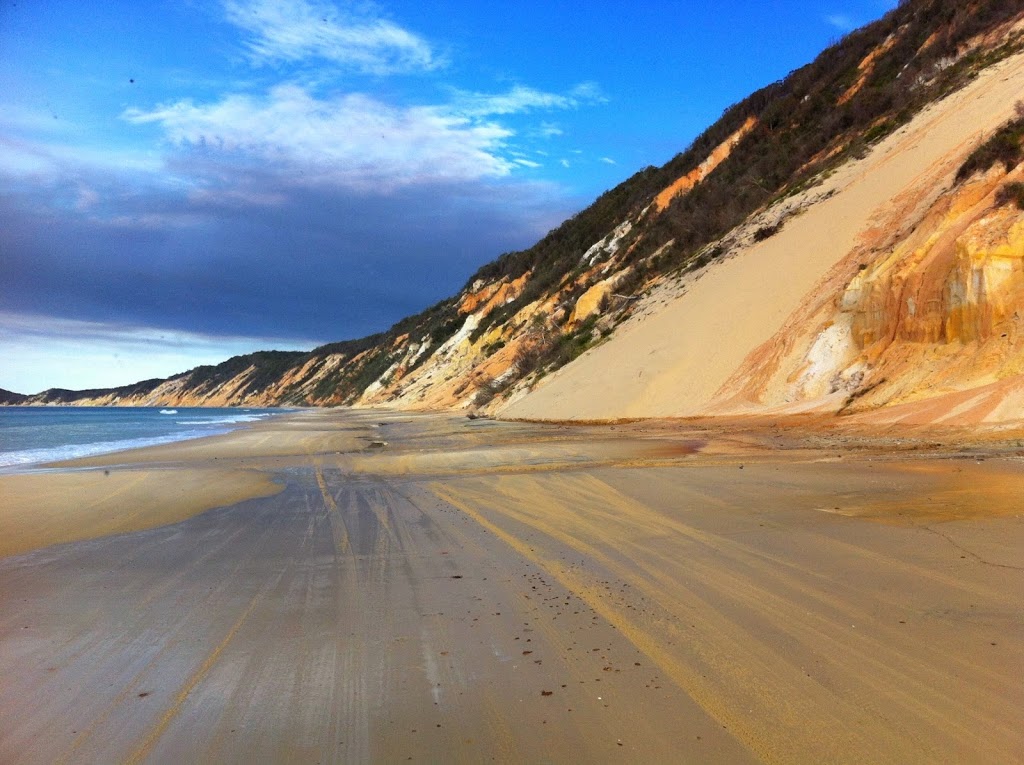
xmin=504 ymin=51 xmax=1024 ymax=422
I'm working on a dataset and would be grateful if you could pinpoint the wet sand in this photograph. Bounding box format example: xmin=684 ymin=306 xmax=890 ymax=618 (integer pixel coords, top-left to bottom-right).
xmin=0 ymin=410 xmax=1021 ymax=763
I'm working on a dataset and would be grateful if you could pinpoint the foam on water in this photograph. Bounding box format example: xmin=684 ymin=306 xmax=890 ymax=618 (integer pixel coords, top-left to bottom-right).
xmin=0 ymin=430 xmax=219 ymax=468
xmin=173 ymin=414 xmax=270 ymax=425
xmin=0 ymin=407 xmax=282 ymax=471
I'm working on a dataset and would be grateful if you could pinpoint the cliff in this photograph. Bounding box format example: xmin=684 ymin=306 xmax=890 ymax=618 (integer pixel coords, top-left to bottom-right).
xmin=10 ymin=1 xmax=1024 ymax=428
xmin=507 ymin=49 xmax=1024 ymax=425
xmin=713 ymin=165 xmax=1024 ymax=425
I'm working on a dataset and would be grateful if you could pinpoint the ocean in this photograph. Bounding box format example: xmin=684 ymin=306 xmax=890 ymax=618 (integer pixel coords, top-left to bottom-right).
xmin=0 ymin=407 xmax=286 ymax=470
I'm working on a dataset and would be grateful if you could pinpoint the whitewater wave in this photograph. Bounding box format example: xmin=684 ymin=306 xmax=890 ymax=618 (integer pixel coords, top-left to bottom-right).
xmin=0 ymin=429 xmax=225 ymax=469
xmin=0 ymin=409 xmax=282 ymax=469
xmin=173 ymin=414 xmax=271 ymax=426
xmin=159 ymin=409 xmax=178 ymax=414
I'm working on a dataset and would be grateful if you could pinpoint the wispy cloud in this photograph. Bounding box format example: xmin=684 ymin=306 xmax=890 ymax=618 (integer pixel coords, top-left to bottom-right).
xmin=124 ymin=85 xmax=515 ymax=189
xmin=87 ymin=212 xmax=207 ymax=230
xmin=0 ymin=312 xmax=312 ymax=351
xmin=824 ymin=14 xmax=856 ymax=31
xmin=0 ymin=104 xmax=87 ymax=136
xmin=222 ymin=0 xmax=441 ymax=74
xmin=449 ymin=82 xmax=606 ymax=118
xmin=123 ymin=79 xmax=610 ymax=191
xmin=73 ymin=185 xmax=100 ymax=212
xmin=113 ymin=6 xmax=611 ymax=196
xmin=536 ymin=122 xmax=564 ymax=138
xmin=599 ymin=157 xmax=616 ymax=165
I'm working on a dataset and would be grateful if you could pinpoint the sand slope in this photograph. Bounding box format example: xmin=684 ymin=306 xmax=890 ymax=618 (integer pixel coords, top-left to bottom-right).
xmin=504 ymin=52 xmax=1024 ymax=421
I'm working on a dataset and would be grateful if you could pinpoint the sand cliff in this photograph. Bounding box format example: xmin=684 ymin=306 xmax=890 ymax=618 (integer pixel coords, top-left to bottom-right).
xmin=503 ymin=50 xmax=1024 ymax=425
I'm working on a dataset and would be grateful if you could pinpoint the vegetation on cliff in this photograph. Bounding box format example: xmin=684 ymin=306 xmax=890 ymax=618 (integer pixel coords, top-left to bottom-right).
xmin=956 ymin=103 xmax=1024 ymax=183
xmin=0 ymin=389 xmax=28 ymax=406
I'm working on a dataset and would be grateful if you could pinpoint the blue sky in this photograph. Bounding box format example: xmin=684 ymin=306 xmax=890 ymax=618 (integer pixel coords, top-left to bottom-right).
xmin=0 ymin=0 xmax=896 ymax=393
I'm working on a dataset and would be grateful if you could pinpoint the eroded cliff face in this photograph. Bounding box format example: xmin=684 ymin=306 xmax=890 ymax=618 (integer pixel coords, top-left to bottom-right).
xmin=653 ymin=117 xmax=758 ymax=212
xmin=356 ymin=228 xmax=640 ymax=411
xmin=712 ymin=165 xmax=1024 ymax=424
xmin=839 ymin=176 xmax=1024 ymax=421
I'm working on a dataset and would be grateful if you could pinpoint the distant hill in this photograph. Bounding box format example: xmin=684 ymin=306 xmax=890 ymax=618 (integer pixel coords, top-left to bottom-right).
xmin=0 ymin=389 xmax=28 ymax=405
xmin=9 ymin=0 xmax=1024 ymax=426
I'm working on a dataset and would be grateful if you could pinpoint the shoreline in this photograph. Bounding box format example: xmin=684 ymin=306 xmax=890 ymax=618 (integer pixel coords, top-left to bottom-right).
xmin=2 ymin=408 xmax=1023 ymax=558
xmin=0 ymin=408 xmax=372 ymax=558
xmin=4 ymin=407 xmax=1023 ymax=560
xmin=0 ymin=411 xmax=306 ymax=556
xmin=0 ymin=405 xmax=298 ymax=474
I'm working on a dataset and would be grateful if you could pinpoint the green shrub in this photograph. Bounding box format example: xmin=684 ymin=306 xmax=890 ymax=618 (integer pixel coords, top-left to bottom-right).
xmin=955 ymin=111 xmax=1024 ymax=183
xmin=430 ymin=318 xmax=463 ymax=345
xmin=862 ymin=119 xmax=895 ymax=144
xmin=752 ymin=223 xmax=782 ymax=242
xmin=482 ymin=339 xmax=506 ymax=356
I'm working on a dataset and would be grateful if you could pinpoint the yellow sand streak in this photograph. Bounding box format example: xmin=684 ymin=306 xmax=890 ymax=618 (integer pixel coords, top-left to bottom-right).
xmin=315 ymin=462 xmax=349 ymax=554
xmin=431 ymin=481 xmax=766 ymax=761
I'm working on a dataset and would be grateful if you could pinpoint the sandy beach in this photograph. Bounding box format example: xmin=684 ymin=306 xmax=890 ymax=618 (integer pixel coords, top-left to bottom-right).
xmin=1 ymin=409 xmax=1022 ymax=763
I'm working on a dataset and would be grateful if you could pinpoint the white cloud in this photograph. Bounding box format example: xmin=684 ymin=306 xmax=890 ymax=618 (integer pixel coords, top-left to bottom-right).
xmin=450 ymin=82 xmax=606 ymax=118
xmin=0 ymin=135 xmax=61 ymax=177
xmin=124 ymin=84 xmax=516 ymax=189
xmin=537 ymin=122 xmax=564 ymax=138
xmin=568 ymin=82 xmax=606 ymax=102
xmin=599 ymin=157 xmax=616 ymax=165
xmin=107 ymin=7 xmax=612 ymax=197
xmin=222 ymin=0 xmax=440 ymax=74
xmin=559 ymin=158 xmax=570 ymax=168
xmin=825 ymin=14 xmax=856 ymax=31
xmin=123 ymin=78 xmax=611 ymax=191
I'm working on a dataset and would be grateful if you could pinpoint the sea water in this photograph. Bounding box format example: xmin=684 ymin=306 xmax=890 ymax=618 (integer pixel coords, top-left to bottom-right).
xmin=0 ymin=407 xmax=285 ymax=470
